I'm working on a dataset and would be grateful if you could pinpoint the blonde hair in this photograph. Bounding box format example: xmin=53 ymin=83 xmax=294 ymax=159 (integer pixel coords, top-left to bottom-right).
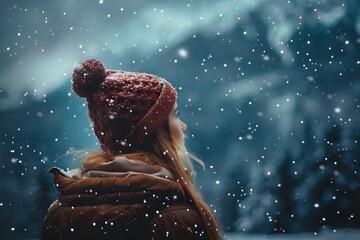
xmin=82 ymin=123 xmax=224 ymax=239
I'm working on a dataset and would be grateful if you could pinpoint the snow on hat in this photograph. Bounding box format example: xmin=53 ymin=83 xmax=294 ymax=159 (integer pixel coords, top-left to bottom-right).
xmin=72 ymin=59 xmax=177 ymax=154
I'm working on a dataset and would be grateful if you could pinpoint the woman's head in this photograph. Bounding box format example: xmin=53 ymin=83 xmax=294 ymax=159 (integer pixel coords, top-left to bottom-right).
xmin=72 ymin=59 xmax=177 ymax=155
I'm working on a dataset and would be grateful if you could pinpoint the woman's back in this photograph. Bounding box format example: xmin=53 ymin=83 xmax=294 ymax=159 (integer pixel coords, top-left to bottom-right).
xmin=42 ymin=167 xmax=207 ymax=240
xmin=42 ymin=59 xmax=223 ymax=240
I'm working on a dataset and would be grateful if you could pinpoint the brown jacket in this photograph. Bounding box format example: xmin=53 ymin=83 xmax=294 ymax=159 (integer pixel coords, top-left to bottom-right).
xmin=42 ymin=168 xmax=207 ymax=240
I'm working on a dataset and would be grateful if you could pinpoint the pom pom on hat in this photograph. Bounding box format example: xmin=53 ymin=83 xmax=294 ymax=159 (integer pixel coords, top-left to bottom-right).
xmin=72 ymin=59 xmax=107 ymax=98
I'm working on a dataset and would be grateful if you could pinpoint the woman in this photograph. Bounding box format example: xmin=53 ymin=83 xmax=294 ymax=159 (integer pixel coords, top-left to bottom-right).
xmin=42 ymin=59 xmax=224 ymax=240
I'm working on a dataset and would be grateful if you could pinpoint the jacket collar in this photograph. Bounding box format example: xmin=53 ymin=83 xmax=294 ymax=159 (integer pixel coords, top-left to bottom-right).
xmin=48 ymin=167 xmax=185 ymax=206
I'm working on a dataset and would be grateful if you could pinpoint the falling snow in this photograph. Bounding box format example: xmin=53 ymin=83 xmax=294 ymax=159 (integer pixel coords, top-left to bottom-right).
xmin=1 ymin=0 xmax=360 ymax=239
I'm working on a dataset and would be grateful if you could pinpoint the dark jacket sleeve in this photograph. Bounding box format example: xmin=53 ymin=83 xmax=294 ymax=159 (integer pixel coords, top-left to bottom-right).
xmin=42 ymin=200 xmax=65 ymax=240
xmin=148 ymin=203 xmax=207 ymax=240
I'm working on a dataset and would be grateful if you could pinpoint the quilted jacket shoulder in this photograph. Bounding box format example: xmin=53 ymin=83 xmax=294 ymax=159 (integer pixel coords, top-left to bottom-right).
xmin=42 ymin=168 xmax=206 ymax=240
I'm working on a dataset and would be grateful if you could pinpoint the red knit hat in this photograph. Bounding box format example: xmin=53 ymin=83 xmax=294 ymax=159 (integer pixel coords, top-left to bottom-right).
xmin=72 ymin=59 xmax=177 ymax=154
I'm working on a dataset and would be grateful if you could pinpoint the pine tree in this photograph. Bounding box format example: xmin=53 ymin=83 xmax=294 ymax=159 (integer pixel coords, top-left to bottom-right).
xmin=293 ymin=123 xmax=360 ymax=231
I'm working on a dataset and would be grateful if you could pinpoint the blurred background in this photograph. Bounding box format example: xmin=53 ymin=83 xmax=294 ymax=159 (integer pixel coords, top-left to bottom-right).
xmin=1 ymin=0 xmax=360 ymax=239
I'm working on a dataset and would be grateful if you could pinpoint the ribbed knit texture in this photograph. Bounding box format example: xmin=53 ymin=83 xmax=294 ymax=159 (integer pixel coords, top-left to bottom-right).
xmin=72 ymin=59 xmax=177 ymax=154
